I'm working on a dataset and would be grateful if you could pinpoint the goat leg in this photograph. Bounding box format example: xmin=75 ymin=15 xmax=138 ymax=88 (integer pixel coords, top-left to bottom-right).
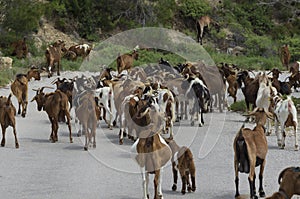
xmin=171 ymin=162 xmax=178 ymax=191
xmin=1 ymin=126 xmax=5 ymax=147
xmin=13 ymin=126 xmax=19 ymax=148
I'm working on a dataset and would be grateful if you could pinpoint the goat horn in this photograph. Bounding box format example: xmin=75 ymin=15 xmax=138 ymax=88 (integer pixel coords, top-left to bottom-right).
xmin=267 ymin=71 xmax=272 ymax=75
xmin=40 ymin=86 xmax=54 ymax=92
xmin=248 ymin=70 xmax=256 ymax=77
xmin=51 ymin=78 xmax=59 ymax=84
xmin=136 ymin=107 xmax=150 ymax=119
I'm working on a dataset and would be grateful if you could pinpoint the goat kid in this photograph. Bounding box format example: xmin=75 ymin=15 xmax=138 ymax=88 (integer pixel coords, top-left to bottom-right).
xmin=165 ymin=138 xmax=196 ymax=195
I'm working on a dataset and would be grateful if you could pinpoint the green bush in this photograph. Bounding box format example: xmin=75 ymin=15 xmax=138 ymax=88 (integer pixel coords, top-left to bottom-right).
xmin=178 ymin=0 xmax=211 ymax=19
xmin=230 ymin=100 xmax=247 ymax=113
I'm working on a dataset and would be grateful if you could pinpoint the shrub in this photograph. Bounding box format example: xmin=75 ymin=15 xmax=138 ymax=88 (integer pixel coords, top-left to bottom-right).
xmin=230 ymin=100 xmax=247 ymax=113
xmin=178 ymin=0 xmax=211 ymax=19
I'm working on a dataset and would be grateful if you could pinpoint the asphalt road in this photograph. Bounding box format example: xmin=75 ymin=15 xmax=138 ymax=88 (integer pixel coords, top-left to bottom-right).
xmin=0 ymin=71 xmax=299 ymax=199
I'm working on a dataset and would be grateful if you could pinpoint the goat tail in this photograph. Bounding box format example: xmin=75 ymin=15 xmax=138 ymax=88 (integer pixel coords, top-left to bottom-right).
xmin=278 ymin=167 xmax=292 ymax=185
xmin=7 ymin=93 xmax=12 ymax=106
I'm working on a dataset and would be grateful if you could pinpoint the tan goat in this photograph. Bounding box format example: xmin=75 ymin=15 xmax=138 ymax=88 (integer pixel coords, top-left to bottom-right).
xmin=11 ymin=74 xmax=28 ymax=117
xmin=0 ymin=94 xmax=19 ymax=148
xmin=234 ymin=109 xmax=272 ymax=199
xmin=75 ymin=91 xmax=97 ymax=150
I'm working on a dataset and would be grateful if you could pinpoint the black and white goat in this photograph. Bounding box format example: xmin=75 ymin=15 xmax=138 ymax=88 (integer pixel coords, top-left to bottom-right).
xmin=185 ymin=76 xmax=210 ymax=127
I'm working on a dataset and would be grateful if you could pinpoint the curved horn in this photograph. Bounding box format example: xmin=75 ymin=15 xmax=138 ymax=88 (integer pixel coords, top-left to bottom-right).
xmin=248 ymin=70 xmax=256 ymax=77
xmin=40 ymin=86 xmax=54 ymax=93
xmin=136 ymin=107 xmax=150 ymax=119
xmin=267 ymin=70 xmax=272 ymax=75
xmin=51 ymin=77 xmax=59 ymax=85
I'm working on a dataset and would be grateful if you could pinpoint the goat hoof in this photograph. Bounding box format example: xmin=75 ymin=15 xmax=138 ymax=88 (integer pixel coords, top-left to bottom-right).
xmin=119 ymin=139 xmax=123 ymax=145
xmin=70 ymin=139 xmax=73 ymax=143
xmin=93 ymin=143 xmax=96 ymax=148
xmin=113 ymin=120 xmax=117 ymax=126
xmin=84 ymin=146 xmax=88 ymax=151
xmin=198 ymin=123 xmax=203 ymax=127
xmin=1 ymin=142 xmax=4 ymax=147
xmin=181 ymin=190 xmax=186 ymax=195
xmin=191 ymin=121 xmax=194 ymax=126
xmin=192 ymin=186 xmax=196 ymax=192
xmin=15 ymin=143 xmax=19 ymax=148
xmin=295 ymin=145 xmax=299 ymax=151
xmin=259 ymin=190 xmax=265 ymax=197
xmin=187 ymin=186 xmax=192 ymax=192
xmin=172 ymin=184 xmax=177 ymax=191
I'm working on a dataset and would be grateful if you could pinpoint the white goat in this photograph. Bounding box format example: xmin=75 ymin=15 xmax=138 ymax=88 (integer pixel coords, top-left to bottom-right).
xmin=273 ymin=95 xmax=299 ymax=151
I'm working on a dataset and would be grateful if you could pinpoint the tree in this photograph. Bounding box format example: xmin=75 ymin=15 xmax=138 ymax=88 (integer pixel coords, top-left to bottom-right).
xmin=1 ymin=0 xmax=43 ymax=36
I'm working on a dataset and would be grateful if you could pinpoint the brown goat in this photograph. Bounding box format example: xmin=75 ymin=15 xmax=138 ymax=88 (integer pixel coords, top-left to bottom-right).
xmin=268 ymin=68 xmax=291 ymax=95
xmin=11 ymin=37 xmax=28 ymax=59
xmin=75 ymin=91 xmax=97 ymax=150
xmin=265 ymin=167 xmax=300 ymax=199
xmin=26 ymin=67 xmax=41 ymax=81
xmin=31 ymin=87 xmax=72 ymax=143
xmin=279 ymin=44 xmax=291 ymax=70
xmin=68 ymin=43 xmax=92 ymax=60
xmin=117 ymin=50 xmax=139 ymax=74
xmin=11 ymin=74 xmax=28 ymax=117
xmin=196 ymin=15 xmax=220 ymax=45
xmin=234 ymin=109 xmax=271 ymax=199
xmin=45 ymin=40 xmax=67 ymax=77
xmin=0 ymin=94 xmax=19 ymax=148
xmin=237 ymin=71 xmax=259 ymax=112
xmin=165 ymin=138 xmax=196 ymax=195
xmin=131 ymin=104 xmax=172 ymax=199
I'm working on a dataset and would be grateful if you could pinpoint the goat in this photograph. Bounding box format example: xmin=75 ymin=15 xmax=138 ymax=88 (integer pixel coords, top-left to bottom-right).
xmin=0 ymin=94 xmax=19 ymax=148
xmin=45 ymin=40 xmax=67 ymax=77
xmin=11 ymin=74 xmax=28 ymax=117
xmin=181 ymin=62 xmax=225 ymax=112
xmin=131 ymin=103 xmax=172 ymax=199
xmin=234 ymin=109 xmax=272 ymax=199
xmin=165 ymin=138 xmax=196 ymax=194
xmin=26 ymin=66 xmax=41 ymax=81
xmin=289 ymin=61 xmax=300 ymax=76
xmin=196 ymin=15 xmax=220 ymax=45
xmin=52 ymin=77 xmax=74 ymax=110
xmin=94 ymin=84 xmax=116 ymax=129
xmin=273 ymin=95 xmax=299 ymax=150
xmin=219 ymin=63 xmax=239 ymax=102
xmin=117 ymin=50 xmax=139 ymax=74
xmin=75 ymin=91 xmax=97 ymax=150
xmin=268 ymin=68 xmax=291 ymax=95
xmin=31 ymin=87 xmax=72 ymax=143
xmin=278 ymin=44 xmax=291 ymax=70
xmin=265 ymin=167 xmax=300 ymax=199
xmin=11 ymin=37 xmax=28 ymax=59
xmin=237 ymin=70 xmax=259 ymax=112
xmin=68 ymin=43 xmax=92 ymax=60
xmin=184 ymin=75 xmax=210 ymax=127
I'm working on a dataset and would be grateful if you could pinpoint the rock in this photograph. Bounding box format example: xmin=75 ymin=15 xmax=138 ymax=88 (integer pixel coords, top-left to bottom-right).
xmin=0 ymin=57 xmax=13 ymax=70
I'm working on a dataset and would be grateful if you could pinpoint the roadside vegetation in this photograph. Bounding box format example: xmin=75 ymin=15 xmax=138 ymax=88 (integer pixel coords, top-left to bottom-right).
xmin=0 ymin=0 xmax=299 ymax=86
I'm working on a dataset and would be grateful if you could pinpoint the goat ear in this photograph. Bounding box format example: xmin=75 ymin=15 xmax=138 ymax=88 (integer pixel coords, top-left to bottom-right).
xmin=30 ymin=96 xmax=36 ymax=102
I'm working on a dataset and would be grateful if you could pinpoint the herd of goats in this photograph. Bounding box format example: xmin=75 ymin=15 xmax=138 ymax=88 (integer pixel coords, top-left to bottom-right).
xmin=0 ymin=39 xmax=300 ymax=199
